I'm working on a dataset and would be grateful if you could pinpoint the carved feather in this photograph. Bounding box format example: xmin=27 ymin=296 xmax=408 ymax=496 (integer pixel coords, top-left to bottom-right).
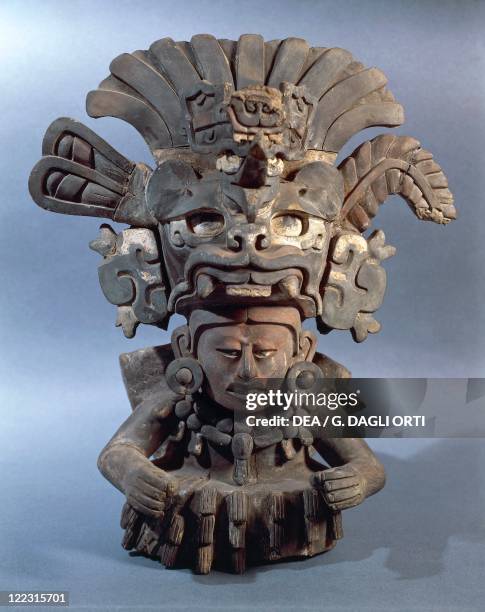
xmin=267 ymin=37 xmax=309 ymax=88
xmin=339 ymin=135 xmax=456 ymax=231
xmin=190 ymin=34 xmax=233 ymax=86
xmin=149 ymin=37 xmax=201 ymax=94
xmin=235 ymin=34 xmax=265 ymax=89
xmin=29 ymin=118 xmax=155 ymax=226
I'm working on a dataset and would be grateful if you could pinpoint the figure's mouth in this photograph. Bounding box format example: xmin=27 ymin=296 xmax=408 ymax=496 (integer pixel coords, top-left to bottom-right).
xmin=168 ymin=264 xmax=319 ymax=317
xmin=164 ymin=240 xmax=324 ymax=316
xmin=226 ymin=389 xmax=248 ymax=400
xmin=195 ymin=267 xmax=302 ymax=300
xmin=227 ymin=380 xmax=269 ymax=396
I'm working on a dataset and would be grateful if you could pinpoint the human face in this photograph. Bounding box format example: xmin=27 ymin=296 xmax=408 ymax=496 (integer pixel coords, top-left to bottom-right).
xmin=196 ymin=323 xmax=295 ymax=411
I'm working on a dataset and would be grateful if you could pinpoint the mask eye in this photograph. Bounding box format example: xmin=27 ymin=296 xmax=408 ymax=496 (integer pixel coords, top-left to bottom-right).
xmin=187 ymin=211 xmax=225 ymax=237
xmin=271 ymin=214 xmax=306 ymax=237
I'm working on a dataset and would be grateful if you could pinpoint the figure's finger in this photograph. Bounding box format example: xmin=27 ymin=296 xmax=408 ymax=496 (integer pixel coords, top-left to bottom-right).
xmin=136 ymin=479 xmax=167 ymax=501
xmin=139 ymin=468 xmax=171 ymax=491
xmin=323 ymin=476 xmax=360 ymax=492
xmin=331 ymin=495 xmax=362 ymax=511
xmin=321 ymin=467 xmax=355 ymax=481
xmin=130 ymin=489 xmax=166 ymax=512
xmin=133 ymin=489 xmax=166 ymax=510
xmin=312 ymin=469 xmax=354 ymax=489
xmin=127 ymin=494 xmax=164 ymax=519
xmin=325 ymin=485 xmax=361 ymax=503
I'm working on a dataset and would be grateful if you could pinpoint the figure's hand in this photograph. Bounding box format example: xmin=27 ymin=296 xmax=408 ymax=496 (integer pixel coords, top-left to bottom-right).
xmin=122 ymin=459 xmax=178 ymax=519
xmin=312 ymin=464 xmax=365 ymax=511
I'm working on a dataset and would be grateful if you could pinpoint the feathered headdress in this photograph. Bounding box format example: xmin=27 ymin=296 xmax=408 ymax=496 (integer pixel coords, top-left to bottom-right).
xmin=29 ymin=35 xmax=455 ymax=339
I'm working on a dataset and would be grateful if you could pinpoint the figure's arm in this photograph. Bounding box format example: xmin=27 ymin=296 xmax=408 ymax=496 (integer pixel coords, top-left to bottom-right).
xmin=98 ymin=389 xmax=181 ymax=518
xmin=312 ymin=438 xmax=386 ymax=511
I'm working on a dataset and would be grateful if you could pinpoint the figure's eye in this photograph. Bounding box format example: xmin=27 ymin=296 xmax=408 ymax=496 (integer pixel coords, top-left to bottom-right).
xmin=253 ymin=349 xmax=276 ymax=359
xmin=187 ymin=211 xmax=225 ymax=237
xmin=271 ymin=214 xmax=306 ymax=237
xmin=217 ymin=348 xmax=241 ymax=359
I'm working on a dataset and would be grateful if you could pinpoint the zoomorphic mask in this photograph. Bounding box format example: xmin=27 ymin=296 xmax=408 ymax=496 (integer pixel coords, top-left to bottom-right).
xmin=29 ymin=35 xmax=455 ymax=339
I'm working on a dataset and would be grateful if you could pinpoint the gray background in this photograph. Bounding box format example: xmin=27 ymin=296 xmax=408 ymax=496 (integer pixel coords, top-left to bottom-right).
xmin=1 ymin=0 xmax=484 ymax=610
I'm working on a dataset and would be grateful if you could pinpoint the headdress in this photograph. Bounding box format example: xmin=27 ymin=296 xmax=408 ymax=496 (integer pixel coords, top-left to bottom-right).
xmin=29 ymin=35 xmax=455 ymax=340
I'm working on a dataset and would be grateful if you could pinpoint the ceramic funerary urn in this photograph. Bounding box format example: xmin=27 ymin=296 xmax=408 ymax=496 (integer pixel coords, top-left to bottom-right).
xmin=29 ymin=35 xmax=455 ymax=573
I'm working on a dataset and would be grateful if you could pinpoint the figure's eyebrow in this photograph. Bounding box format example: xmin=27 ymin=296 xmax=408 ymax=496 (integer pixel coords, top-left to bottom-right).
xmin=216 ymin=347 xmax=241 ymax=356
xmin=165 ymin=202 xmax=226 ymax=222
xmin=272 ymin=192 xmax=325 ymax=219
xmin=158 ymin=176 xmax=226 ymax=222
xmin=253 ymin=341 xmax=277 ymax=348
xmin=215 ymin=341 xmax=241 ymax=350
xmin=254 ymin=347 xmax=277 ymax=354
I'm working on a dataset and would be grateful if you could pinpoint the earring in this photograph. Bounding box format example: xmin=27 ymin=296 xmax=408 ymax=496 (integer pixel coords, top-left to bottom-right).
xmin=165 ymin=357 xmax=204 ymax=395
xmin=285 ymin=361 xmax=322 ymax=394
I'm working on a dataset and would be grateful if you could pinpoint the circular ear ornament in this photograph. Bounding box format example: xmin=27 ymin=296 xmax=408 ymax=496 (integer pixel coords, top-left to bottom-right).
xmin=285 ymin=361 xmax=323 ymax=393
xmin=165 ymin=357 xmax=204 ymax=395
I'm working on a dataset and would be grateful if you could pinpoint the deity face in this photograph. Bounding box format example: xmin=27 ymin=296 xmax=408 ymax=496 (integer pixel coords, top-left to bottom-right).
xmin=147 ymin=159 xmax=343 ymax=319
xmin=196 ymin=322 xmax=295 ymax=411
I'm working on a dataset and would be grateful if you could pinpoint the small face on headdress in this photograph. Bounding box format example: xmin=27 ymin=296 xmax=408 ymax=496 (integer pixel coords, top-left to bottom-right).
xmin=183 ymin=81 xmax=316 ymax=160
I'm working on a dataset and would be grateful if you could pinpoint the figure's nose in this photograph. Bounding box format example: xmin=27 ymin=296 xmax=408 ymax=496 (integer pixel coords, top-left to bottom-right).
xmin=228 ymin=223 xmax=269 ymax=252
xmin=236 ymin=142 xmax=268 ymax=188
xmin=237 ymin=346 xmax=257 ymax=381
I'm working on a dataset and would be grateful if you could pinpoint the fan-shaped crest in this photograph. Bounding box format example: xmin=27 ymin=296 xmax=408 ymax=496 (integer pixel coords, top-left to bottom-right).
xmin=86 ymin=35 xmax=404 ymax=161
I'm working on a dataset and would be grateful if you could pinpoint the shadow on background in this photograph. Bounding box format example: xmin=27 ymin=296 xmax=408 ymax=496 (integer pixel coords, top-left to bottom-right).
xmin=1 ymin=440 xmax=483 ymax=590
xmin=192 ymin=439 xmax=485 ymax=584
